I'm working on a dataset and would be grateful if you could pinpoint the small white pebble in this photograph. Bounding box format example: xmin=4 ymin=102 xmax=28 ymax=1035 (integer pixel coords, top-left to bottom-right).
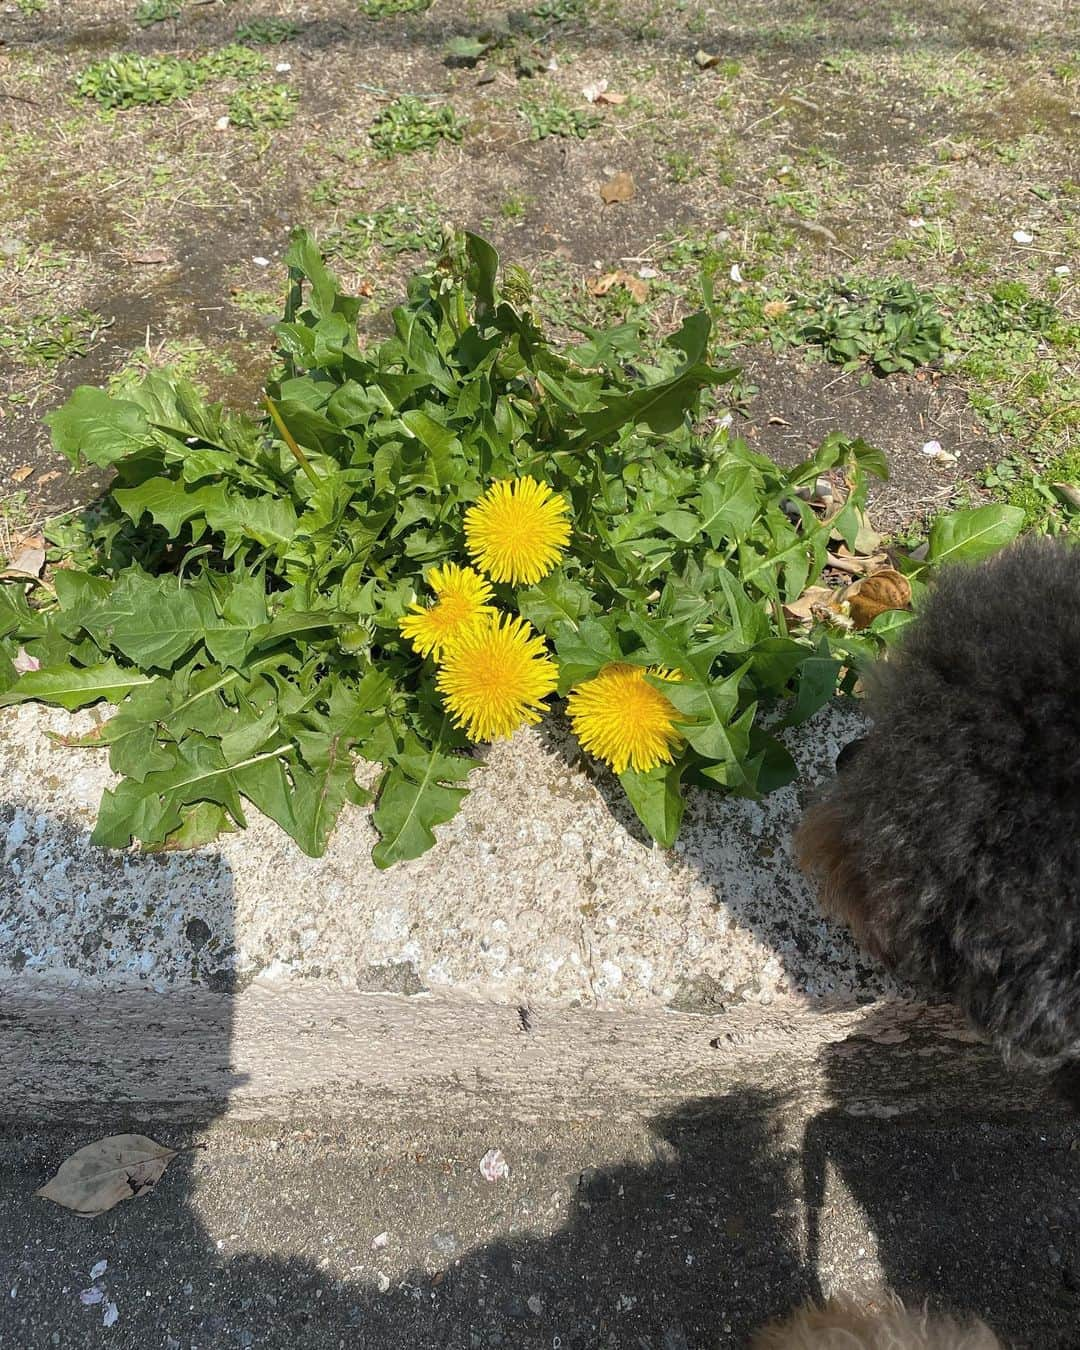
xmin=638 ymin=266 xmax=659 ymax=279
xmin=1054 ymin=265 xmax=1071 ymax=276
xmin=371 ymin=1231 xmax=389 ymax=1250
xmin=275 ymin=61 xmax=292 ymax=73
xmin=907 ymin=216 xmax=925 ymax=228
xmin=214 ymin=115 xmax=229 ymax=131
xmin=376 ymin=1273 xmax=391 ymax=1293
xmin=1012 ymin=229 xmax=1034 ymax=244
xmin=89 ymin=1261 xmax=107 ymax=1281
xmin=252 ymin=256 xmax=271 ymax=267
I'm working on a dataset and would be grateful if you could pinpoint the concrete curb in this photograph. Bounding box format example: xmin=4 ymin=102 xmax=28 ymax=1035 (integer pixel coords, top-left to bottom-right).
xmin=2 ymin=981 xmax=1062 ymax=1125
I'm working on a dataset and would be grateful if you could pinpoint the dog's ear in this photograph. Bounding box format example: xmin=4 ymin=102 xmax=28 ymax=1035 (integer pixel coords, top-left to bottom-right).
xmin=835 ymin=736 xmax=868 ymax=775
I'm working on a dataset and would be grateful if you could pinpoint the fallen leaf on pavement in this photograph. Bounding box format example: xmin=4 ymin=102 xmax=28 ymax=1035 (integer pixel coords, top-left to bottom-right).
xmin=600 ymin=171 xmax=635 ymax=205
xmin=35 ymin=1134 xmax=196 ymax=1218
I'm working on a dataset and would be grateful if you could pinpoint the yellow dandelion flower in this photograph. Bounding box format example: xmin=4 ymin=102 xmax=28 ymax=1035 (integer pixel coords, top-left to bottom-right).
xmin=464 ymin=476 xmax=571 ymax=585
xmin=399 ymin=563 xmax=496 ymax=660
xmin=436 ymin=612 xmax=558 ymax=742
xmin=566 ymin=663 xmax=685 ymax=774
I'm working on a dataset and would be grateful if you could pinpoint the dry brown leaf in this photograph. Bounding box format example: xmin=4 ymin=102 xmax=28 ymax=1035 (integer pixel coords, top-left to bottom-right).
xmin=694 ymin=49 xmax=721 ymax=69
xmin=587 ymin=270 xmax=648 ymax=303
xmin=782 ymin=585 xmax=837 ymax=625
xmin=596 ymin=89 xmax=626 ymax=105
xmin=762 ymin=299 xmax=790 ymax=320
xmin=828 ymin=546 xmax=889 ymax=577
xmin=35 ymin=1134 xmax=193 ymax=1218
xmin=599 ymin=172 xmax=635 ymax=205
xmin=131 ymin=249 xmax=170 ymax=265
xmin=10 ymin=464 xmax=33 ymax=484
xmin=841 ymin=568 xmax=912 ymax=630
xmin=1 ymin=534 xmax=45 ymax=579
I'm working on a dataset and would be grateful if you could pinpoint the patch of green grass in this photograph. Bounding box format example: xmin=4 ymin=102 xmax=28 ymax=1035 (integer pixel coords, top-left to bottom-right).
xmin=519 ymin=93 xmax=600 ymax=140
xmin=109 ymin=337 xmax=238 ymax=396
xmin=228 ymin=83 xmax=298 ymax=130
xmin=369 ymin=97 xmax=465 ymax=156
xmin=358 ymin=0 xmax=430 ymax=15
xmin=135 ymin=0 xmax=180 ymax=26
xmin=499 ymin=193 xmax=530 ymax=220
xmin=980 ymin=451 xmax=1080 ymax=534
xmin=0 ymin=309 xmax=111 ymax=364
xmin=15 ymin=0 xmax=45 ymax=15
xmin=234 ymin=17 xmax=301 ymax=44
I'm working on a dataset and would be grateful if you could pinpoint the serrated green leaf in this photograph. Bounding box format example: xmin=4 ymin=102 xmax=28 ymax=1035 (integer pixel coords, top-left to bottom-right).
xmin=46 ymin=386 xmax=153 ymax=469
xmin=0 ymin=660 xmax=155 ymax=710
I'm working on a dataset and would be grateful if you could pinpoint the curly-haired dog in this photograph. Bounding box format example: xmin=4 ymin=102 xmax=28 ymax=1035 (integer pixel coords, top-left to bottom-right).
xmin=796 ymin=535 xmax=1080 ymax=1085
xmin=751 ymin=1295 xmax=1003 ymax=1349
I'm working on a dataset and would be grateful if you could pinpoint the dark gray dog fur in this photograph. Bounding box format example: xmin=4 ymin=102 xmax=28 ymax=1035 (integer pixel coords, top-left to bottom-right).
xmin=797 ymin=535 xmax=1080 ymax=1084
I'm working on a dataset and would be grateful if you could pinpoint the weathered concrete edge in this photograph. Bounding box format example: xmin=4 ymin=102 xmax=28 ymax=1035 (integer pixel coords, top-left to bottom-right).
xmin=1 ymin=981 xmax=1062 ymax=1125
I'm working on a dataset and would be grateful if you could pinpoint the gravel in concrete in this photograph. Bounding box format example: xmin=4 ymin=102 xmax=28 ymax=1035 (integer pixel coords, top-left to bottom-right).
xmin=0 ymin=700 xmax=884 ymax=1008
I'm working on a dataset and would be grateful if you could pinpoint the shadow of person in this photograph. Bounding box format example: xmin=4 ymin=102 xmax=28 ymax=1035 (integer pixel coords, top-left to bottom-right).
xmin=2 ymin=1087 xmax=813 ymax=1349
xmin=798 ymin=1004 xmax=1080 ymax=1348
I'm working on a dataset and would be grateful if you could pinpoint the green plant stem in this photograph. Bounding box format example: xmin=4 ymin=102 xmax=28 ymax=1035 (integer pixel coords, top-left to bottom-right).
xmin=263 ymin=395 xmax=321 ymax=486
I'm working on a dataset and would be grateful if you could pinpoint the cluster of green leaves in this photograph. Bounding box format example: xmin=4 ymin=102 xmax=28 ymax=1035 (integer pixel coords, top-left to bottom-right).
xmin=793 ymin=279 xmax=949 ymax=374
xmin=0 ymin=308 xmax=111 ymax=364
xmin=322 ymin=203 xmax=444 ymax=262
xmin=228 ymin=83 xmax=298 ymax=130
xmin=369 ymin=97 xmax=465 ymax=156
xmin=445 ymin=0 xmax=581 ymax=76
xmin=358 ymin=0 xmax=430 ymax=14
xmin=135 ymin=0 xmax=180 ymax=26
xmin=519 ymin=93 xmax=600 ymax=140
xmin=234 ymin=17 xmax=301 ymax=43
xmin=0 ymin=232 xmax=1025 ymax=867
xmin=76 ymin=45 xmax=271 ymax=110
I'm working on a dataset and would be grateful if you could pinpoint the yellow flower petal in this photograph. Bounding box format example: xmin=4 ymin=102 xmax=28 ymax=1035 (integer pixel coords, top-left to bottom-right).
xmin=464 ymin=476 xmax=571 ymax=585
xmin=566 ymin=663 xmax=684 ymax=774
xmin=436 ymin=612 xmax=558 ymax=742
xmin=399 ymin=563 xmax=496 ymax=660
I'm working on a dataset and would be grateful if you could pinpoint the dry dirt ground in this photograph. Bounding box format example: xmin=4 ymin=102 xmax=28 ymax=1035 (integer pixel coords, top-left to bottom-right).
xmin=0 ymin=0 xmax=1077 ymax=538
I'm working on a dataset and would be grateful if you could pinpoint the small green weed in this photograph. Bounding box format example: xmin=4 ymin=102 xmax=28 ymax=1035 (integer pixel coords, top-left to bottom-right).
xmin=234 ymin=17 xmax=301 ymax=43
xmin=519 ymin=94 xmax=600 ymax=140
xmin=794 ymin=279 xmax=949 ymax=374
xmin=76 ymin=54 xmax=200 ymax=108
xmin=15 ymin=0 xmax=45 ymax=15
xmin=499 ymin=193 xmax=529 ymax=220
xmin=0 ymin=309 xmax=111 ymax=363
xmin=324 ymin=203 xmax=444 ymax=260
xmin=369 ymin=97 xmax=464 ymax=155
xmin=135 ymin=0 xmax=180 ymax=25
xmin=76 ymin=46 xmax=270 ymax=110
xmin=198 ymin=44 xmax=272 ymax=80
xmin=228 ymin=83 xmax=298 ymax=130
xmin=358 ymin=0 xmax=430 ymax=15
